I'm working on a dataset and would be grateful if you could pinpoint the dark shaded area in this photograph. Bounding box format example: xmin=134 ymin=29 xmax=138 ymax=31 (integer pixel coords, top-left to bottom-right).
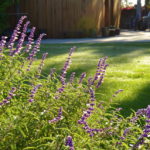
xmin=118 ymin=82 xmax=150 ymax=117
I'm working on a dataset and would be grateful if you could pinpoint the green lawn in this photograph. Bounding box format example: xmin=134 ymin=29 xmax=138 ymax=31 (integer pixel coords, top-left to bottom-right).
xmin=33 ymin=42 xmax=150 ymax=116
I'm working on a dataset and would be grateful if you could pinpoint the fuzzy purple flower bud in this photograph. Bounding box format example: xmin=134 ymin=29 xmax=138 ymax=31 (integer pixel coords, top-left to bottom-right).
xmin=24 ymin=27 xmax=36 ymax=53
xmin=79 ymin=72 xmax=86 ymax=84
xmin=65 ymin=136 xmax=74 ymax=150
xmin=0 ymin=36 xmax=7 ymax=57
xmin=113 ymin=89 xmax=124 ymax=97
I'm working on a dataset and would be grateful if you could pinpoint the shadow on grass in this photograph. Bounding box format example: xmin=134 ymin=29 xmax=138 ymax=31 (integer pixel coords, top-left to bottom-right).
xmin=37 ymin=42 xmax=150 ymax=60
xmin=117 ymin=82 xmax=150 ymax=117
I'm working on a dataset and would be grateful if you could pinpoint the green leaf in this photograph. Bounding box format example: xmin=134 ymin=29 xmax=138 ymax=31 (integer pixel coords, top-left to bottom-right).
xmin=23 ymin=147 xmax=36 ymax=150
xmin=18 ymin=127 xmax=27 ymax=138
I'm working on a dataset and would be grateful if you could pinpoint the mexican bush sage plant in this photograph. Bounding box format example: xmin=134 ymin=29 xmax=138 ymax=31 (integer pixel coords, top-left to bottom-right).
xmin=0 ymin=16 xmax=150 ymax=150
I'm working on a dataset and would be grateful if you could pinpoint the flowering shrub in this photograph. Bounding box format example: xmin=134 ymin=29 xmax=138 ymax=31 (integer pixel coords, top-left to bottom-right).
xmin=0 ymin=16 xmax=150 ymax=149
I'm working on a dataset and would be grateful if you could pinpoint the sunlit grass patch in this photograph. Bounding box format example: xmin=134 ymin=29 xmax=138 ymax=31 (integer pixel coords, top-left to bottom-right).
xmin=38 ymin=43 xmax=150 ymax=115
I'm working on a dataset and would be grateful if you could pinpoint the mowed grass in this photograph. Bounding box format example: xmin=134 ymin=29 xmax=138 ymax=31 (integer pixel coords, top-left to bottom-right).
xmin=32 ymin=42 xmax=150 ymax=116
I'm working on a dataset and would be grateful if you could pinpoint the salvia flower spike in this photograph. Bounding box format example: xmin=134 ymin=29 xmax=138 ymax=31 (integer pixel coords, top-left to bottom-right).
xmin=60 ymin=46 xmax=76 ymax=85
xmin=79 ymin=72 xmax=86 ymax=84
xmin=8 ymin=16 xmax=27 ymax=51
xmin=65 ymin=136 xmax=74 ymax=150
xmin=26 ymin=57 xmax=34 ymax=71
xmin=48 ymin=107 xmax=63 ymax=123
xmin=78 ymin=87 xmax=103 ymax=136
xmin=28 ymin=84 xmax=42 ymax=102
xmin=36 ymin=52 xmax=48 ymax=77
xmin=0 ymin=87 xmax=16 ymax=106
xmin=69 ymin=72 xmax=76 ymax=84
xmin=55 ymin=47 xmax=76 ymax=99
xmin=24 ymin=27 xmax=36 ymax=53
xmin=28 ymin=33 xmax=46 ymax=60
xmin=11 ymin=21 xmax=30 ymax=56
xmin=0 ymin=36 xmax=7 ymax=57
xmin=112 ymin=89 xmax=124 ymax=97
xmin=92 ymin=57 xmax=107 ymax=84
xmin=132 ymin=106 xmax=150 ymax=148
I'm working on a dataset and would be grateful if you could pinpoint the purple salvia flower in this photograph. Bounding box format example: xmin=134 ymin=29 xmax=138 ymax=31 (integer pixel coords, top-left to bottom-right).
xmin=55 ymin=47 xmax=76 ymax=99
xmin=0 ymin=36 xmax=7 ymax=57
xmin=48 ymin=107 xmax=63 ymax=123
xmin=77 ymin=86 xmax=110 ymax=137
xmin=89 ymin=87 xmax=95 ymax=100
xmin=28 ymin=84 xmax=42 ymax=102
xmin=78 ymin=88 xmax=95 ymax=124
xmin=0 ymin=87 xmax=16 ymax=106
xmin=119 ymin=128 xmax=130 ymax=141
xmin=133 ymin=106 xmax=150 ymax=148
xmin=92 ymin=58 xmax=103 ymax=83
xmin=88 ymin=77 xmax=93 ymax=86
xmin=146 ymin=105 xmax=150 ymax=119
xmin=60 ymin=47 xmax=76 ymax=85
xmin=130 ymin=116 xmax=139 ymax=123
xmin=8 ymin=16 xmax=27 ymax=51
xmin=130 ymin=108 xmax=146 ymax=123
xmin=112 ymin=89 xmax=124 ymax=97
xmin=69 ymin=72 xmax=76 ymax=84
xmin=10 ymin=21 xmax=30 ymax=56
xmin=24 ymin=27 xmax=36 ymax=53
xmin=26 ymin=57 xmax=34 ymax=71
xmin=82 ymin=124 xmax=107 ymax=137
xmin=92 ymin=57 xmax=108 ymax=86
xmin=28 ymin=33 xmax=46 ymax=60
xmin=139 ymin=106 xmax=150 ymax=138
xmin=36 ymin=53 xmax=48 ymax=77
xmin=79 ymin=72 xmax=86 ymax=84
xmin=136 ymin=108 xmax=146 ymax=116
xmin=78 ymin=87 xmax=103 ymax=136
xmin=65 ymin=136 xmax=74 ymax=150
xmin=96 ymin=63 xmax=108 ymax=88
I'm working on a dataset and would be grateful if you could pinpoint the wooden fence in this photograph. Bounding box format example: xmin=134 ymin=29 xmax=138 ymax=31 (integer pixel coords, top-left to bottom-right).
xmin=8 ymin=0 xmax=121 ymax=38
